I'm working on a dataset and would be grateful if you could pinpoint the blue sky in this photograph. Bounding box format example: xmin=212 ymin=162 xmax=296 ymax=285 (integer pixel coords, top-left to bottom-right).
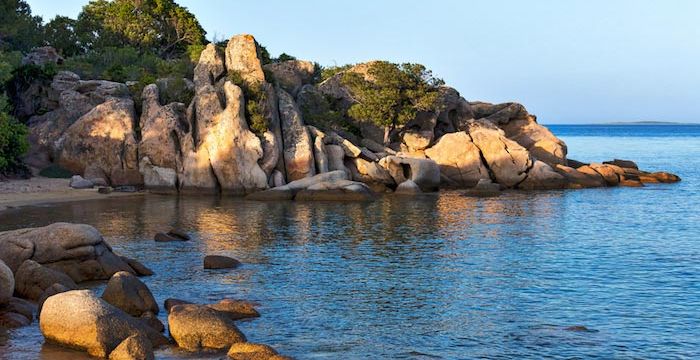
xmin=28 ymin=0 xmax=700 ymax=124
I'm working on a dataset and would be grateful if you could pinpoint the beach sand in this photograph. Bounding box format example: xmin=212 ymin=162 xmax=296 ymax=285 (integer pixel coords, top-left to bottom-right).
xmin=0 ymin=177 xmax=142 ymax=212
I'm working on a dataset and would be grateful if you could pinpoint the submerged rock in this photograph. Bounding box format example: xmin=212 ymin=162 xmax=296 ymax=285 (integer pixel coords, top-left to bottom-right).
xmin=204 ymin=255 xmax=241 ymax=269
xmin=108 ymin=334 xmax=154 ymax=360
xmin=102 ymin=271 xmax=159 ymax=317
xmin=227 ymin=342 xmax=281 ymax=360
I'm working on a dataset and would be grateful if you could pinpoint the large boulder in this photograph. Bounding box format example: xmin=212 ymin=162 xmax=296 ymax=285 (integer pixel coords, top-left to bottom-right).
xmin=102 ymin=271 xmax=159 ymax=317
xmin=425 ymin=132 xmax=490 ymax=188
xmin=40 ymin=290 xmax=168 ymax=358
xmin=225 ymin=34 xmax=266 ymax=85
xmin=14 ymin=260 xmax=77 ymax=301
xmin=0 ymin=223 xmax=136 ymax=283
xmin=58 ymin=97 xmax=142 ymax=186
xmin=0 ymin=260 xmax=13 ymax=305
xmin=278 ymin=89 xmax=316 ymax=181
xmin=517 ymin=160 xmax=568 ymax=190
xmin=168 ymin=304 xmax=246 ymax=351
xmin=379 ymin=156 xmax=440 ymax=192
xmin=401 ymin=111 xmax=437 ymax=153
xmin=345 ymin=157 xmax=395 ymax=190
xmin=263 ymin=60 xmax=316 ymax=96
xmin=466 ymin=120 xmax=533 ymax=188
xmin=25 ymin=72 xmax=131 ymax=169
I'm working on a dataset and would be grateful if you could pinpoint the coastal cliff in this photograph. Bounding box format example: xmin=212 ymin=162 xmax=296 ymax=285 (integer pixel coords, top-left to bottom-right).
xmin=18 ymin=35 xmax=680 ymax=197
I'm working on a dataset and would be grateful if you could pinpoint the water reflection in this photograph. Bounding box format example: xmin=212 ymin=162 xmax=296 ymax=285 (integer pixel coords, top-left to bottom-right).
xmin=0 ymin=185 xmax=698 ymax=359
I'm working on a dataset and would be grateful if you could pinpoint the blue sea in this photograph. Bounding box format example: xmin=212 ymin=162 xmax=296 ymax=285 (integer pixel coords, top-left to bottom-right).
xmin=1 ymin=125 xmax=699 ymax=359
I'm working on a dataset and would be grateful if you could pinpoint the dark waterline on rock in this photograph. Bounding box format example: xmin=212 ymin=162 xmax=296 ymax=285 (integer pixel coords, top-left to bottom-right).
xmin=1 ymin=126 xmax=699 ymax=359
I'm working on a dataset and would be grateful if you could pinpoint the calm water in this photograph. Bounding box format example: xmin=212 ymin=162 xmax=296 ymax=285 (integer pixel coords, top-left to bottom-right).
xmin=1 ymin=125 xmax=699 ymax=359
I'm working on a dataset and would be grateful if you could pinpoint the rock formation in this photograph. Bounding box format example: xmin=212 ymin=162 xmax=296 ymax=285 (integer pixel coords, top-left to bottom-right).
xmin=17 ymin=37 xmax=679 ymax=195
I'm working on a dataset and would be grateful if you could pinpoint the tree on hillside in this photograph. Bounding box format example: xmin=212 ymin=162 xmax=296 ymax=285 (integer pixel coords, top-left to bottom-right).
xmin=342 ymin=61 xmax=444 ymax=145
xmin=0 ymin=0 xmax=44 ymax=52
xmin=44 ymin=16 xmax=82 ymax=57
xmin=71 ymin=0 xmax=206 ymax=58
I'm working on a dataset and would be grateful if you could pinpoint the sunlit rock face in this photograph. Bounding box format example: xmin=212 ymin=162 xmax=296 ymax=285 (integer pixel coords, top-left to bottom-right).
xmin=16 ymin=36 xmax=680 ymax=194
xmin=58 ymin=98 xmax=141 ymax=186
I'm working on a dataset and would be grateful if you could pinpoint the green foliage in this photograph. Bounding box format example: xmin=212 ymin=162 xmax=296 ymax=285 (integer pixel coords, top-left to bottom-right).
xmin=38 ymin=164 xmax=73 ymax=178
xmin=276 ymin=53 xmax=296 ymax=62
xmin=0 ymin=50 xmax=28 ymax=172
xmin=10 ymin=63 xmax=57 ymax=90
xmin=299 ymin=91 xmax=359 ymax=136
xmin=44 ymin=16 xmax=83 ymax=57
xmin=0 ymin=111 xmax=28 ymax=171
xmin=341 ymin=61 xmax=444 ymax=143
xmin=61 ymin=46 xmax=191 ymax=83
xmin=320 ymin=64 xmax=352 ymax=82
xmin=228 ymin=70 xmax=268 ymax=135
xmin=257 ymin=43 xmax=272 ymax=65
xmin=158 ymin=77 xmax=194 ymax=105
xmin=74 ymin=0 xmax=206 ymax=58
xmin=0 ymin=0 xmax=44 ymax=52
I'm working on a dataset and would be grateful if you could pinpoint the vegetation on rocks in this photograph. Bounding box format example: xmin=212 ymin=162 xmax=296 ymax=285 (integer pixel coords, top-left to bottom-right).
xmin=341 ymin=61 xmax=445 ymax=144
xmin=228 ymin=70 xmax=268 ymax=135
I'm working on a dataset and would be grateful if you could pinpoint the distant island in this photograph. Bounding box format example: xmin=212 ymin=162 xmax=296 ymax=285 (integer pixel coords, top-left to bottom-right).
xmin=603 ymin=121 xmax=697 ymax=125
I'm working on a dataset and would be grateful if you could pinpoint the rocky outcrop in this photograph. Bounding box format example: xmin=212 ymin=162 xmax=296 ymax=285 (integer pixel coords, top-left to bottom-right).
xmin=0 ymin=223 xmax=138 ymax=283
xmin=59 ymin=97 xmax=142 ymax=186
xmin=40 ymin=290 xmax=167 ymax=358
xmin=168 ymin=304 xmax=246 ymax=351
xmin=16 ymin=37 xmax=680 ymax=195
xmin=264 ymin=60 xmax=316 ymax=96
xmin=278 ymin=89 xmax=316 ymax=181
xmin=225 ymin=34 xmax=266 ymax=85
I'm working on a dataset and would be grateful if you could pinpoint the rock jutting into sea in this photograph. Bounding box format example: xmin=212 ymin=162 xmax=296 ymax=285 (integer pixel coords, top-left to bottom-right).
xmin=18 ymin=35 xmax=680 ymax=199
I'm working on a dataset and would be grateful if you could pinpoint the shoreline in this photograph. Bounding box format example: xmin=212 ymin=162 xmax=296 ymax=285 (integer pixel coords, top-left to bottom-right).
xmin=0 ymin=177 xmax=143 ymax=212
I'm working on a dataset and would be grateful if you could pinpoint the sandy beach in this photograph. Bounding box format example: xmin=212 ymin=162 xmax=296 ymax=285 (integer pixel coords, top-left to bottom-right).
xmin=0 ymin=177 xmax=143 ymax=212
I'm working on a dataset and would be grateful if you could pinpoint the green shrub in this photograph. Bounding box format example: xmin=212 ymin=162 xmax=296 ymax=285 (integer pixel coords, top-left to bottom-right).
xmin=228 ymin=70 xmax=268 ymax=136
xmin=38 ymin=164 xmax=73 ymax=178
xmin=320 ymin=64 xmax=352 ymax=82
xmin=0 ymin=111 xmax=28 ymax=172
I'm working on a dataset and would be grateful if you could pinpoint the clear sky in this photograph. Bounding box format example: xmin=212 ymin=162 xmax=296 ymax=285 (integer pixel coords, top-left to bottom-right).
xmin=27 ymin=0 xmax=700 ymax=124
